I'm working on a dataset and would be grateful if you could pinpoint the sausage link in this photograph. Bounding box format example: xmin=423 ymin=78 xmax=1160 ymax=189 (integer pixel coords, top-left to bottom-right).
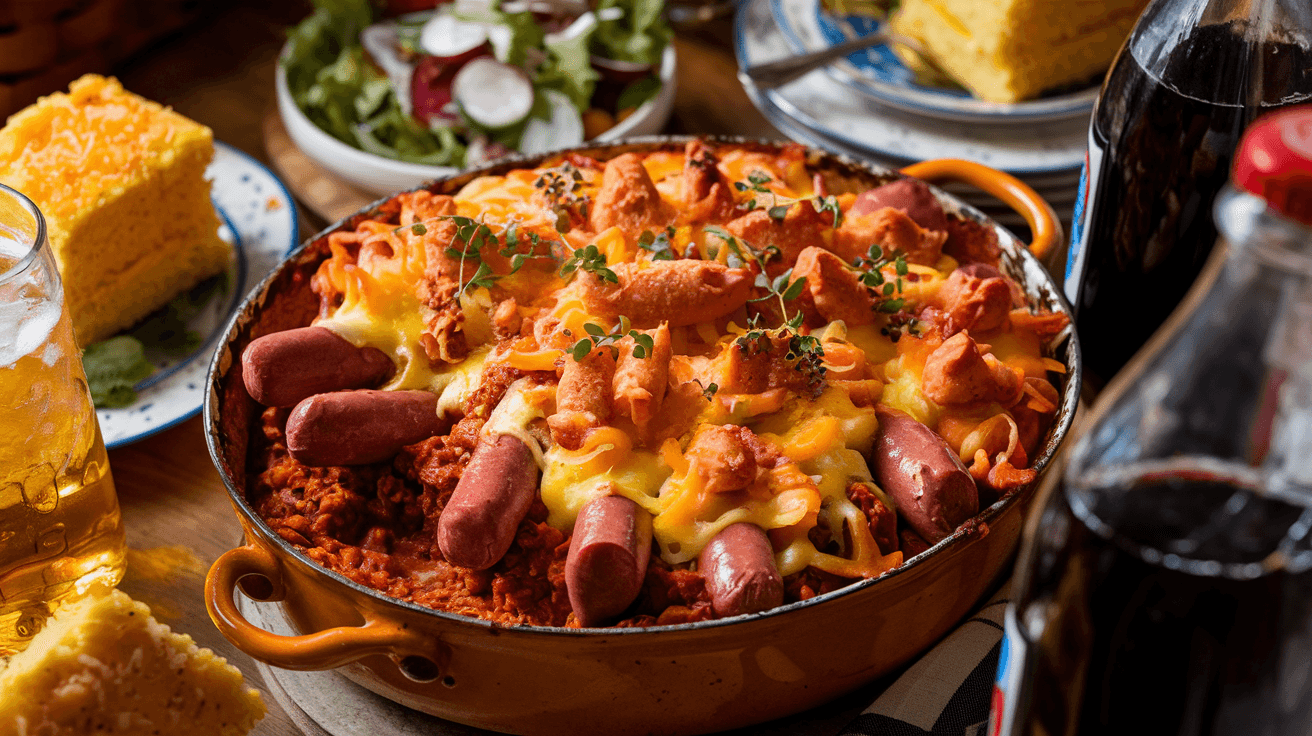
xmin=548 ymin=348 xmax=616 ymax=450
xmin=850 ymin=178 xmax=947 ymax=231
xmin=698 ymin=523 xmax=784 ymax=618
xmin=870 ymin=407 xmax=978 ymax=544
xmin=285 ymin=390 xmax=444 ymax=467
xmin=242 ymin=326 xmax=394 ymax=407
xmin=584 ymin=260 xmax=754 ymax=328
xmin=565 ymin=495 xmax=652 ymax=626
xmin=437 ymin=434 xmax=540 ymax=570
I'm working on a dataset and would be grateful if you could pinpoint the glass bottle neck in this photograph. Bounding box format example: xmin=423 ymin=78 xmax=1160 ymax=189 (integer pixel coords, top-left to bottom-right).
xmin=1068 ymin=187 xmax=1312 ymax=497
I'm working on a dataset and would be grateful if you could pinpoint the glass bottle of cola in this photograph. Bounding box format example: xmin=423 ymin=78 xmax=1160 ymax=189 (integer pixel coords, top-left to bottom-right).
xmin=990 ymin=107 xmax=1312 ymax=736
xmin=1064 ymin=0 xmax=1312 ymax=390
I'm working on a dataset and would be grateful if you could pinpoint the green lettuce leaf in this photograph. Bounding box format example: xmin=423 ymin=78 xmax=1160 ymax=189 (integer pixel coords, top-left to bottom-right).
xmin=283 ymin=0 xmax=467 ymax=167
xmin=83 ymin=336 xmax=154 ymax=409
xmin=592 ymin=0 xmax=671 ymax=66
xmin=538 ymin=22 xmax=601 ymax=112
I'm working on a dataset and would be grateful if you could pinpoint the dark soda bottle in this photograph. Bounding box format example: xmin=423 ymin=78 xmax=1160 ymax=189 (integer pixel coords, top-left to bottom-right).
xmin=993 ymin=107 xmax=1312 ymax=735
xmin=1063 ymin=0 xmax=1312 ymax=390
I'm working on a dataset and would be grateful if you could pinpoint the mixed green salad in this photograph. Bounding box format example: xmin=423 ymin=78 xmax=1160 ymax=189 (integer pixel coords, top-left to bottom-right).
xmin=283 ymin=0 xmax=671 ymax=168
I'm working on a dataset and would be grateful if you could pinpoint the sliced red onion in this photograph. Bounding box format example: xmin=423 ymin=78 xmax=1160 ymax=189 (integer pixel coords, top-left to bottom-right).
xmin=452 ymin=56 xmax=535 ymax=129
xmin=410 ymin=55 xmax=461 ymax=125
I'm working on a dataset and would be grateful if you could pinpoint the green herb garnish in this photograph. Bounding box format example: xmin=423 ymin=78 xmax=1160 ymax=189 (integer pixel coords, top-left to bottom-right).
xmin=636 ymin=227 xmax=676 ymax=261
xmin=83 ymin=336 xmax=155 ymax=409
xmin=559 ymin=243 xmax=617 ymax=284
xmin=570 ymin=316 xmax=653 ymax=361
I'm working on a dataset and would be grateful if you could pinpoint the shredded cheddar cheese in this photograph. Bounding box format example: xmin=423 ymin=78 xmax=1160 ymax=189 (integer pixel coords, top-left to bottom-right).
xmin=292 ymin=141 xmax=1069 ymax=623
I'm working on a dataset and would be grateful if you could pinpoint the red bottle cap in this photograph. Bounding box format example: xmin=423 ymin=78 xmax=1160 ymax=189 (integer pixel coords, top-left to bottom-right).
xmin=1233 ymin=106 xmax=1312 ymax=228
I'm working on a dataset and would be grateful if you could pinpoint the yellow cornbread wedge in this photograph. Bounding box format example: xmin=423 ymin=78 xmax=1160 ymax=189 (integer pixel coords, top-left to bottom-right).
xmin=0 ymin=74 xmax=231 ymax=346
xmin=0 ymin=587 xmax=265 ymax=736
xmin=889 ymin=0 xmax=1149 ymax=103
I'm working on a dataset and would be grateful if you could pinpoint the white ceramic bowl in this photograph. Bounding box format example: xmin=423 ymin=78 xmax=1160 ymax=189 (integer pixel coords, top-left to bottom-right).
xmin=276 ymin=43 xmax=678 ymax=196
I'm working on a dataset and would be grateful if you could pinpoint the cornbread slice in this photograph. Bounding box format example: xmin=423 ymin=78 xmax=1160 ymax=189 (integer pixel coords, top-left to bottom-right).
xmin=889 ymin=0 xmax=1149 ymax=103
xmin=0 ymin=74 xmax=231 ymax=345
xmin=0 ymin=587 xmax=265 ymax=736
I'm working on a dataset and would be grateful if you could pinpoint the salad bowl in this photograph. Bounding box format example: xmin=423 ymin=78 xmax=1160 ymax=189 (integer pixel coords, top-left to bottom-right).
xmin=276 ymin=0 xmax=678 ymax=196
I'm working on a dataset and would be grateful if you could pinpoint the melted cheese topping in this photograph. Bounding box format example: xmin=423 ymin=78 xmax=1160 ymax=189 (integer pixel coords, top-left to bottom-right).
xmin=305 ymin=147 xmax=1065 ymax=596
xmin=540 ymin=427 xmax=671 ymax=529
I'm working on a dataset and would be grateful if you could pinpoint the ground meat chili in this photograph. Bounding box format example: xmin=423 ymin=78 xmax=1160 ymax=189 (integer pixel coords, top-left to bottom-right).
xmin=242 ymin=141 xmax=1069 ymax=628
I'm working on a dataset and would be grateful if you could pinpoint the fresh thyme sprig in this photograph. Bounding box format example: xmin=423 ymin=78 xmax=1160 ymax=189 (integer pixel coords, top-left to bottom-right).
xmin=699 ymin=224 xmax=825 ymax=391
xmin=732 ymin=170 xmax=843 ymax=227
xmin=559 ymin=243 xmax=617 ymax=283
xmin=394 ymin=216 xmax=557 ymax=298
xmin=636 ymin=227 xmax=676 ymax=261
xmin=851 ymin=243 xmax=921 ymax=340
xmin=568 ymin=316 xmax=654 ymax=361
xmin=852 ymin=243 xmax=909 ymax=313
xmin=441 ymin=216 xmax=498 ymax=297
xmin=702 ymin=225 xmax=781 ymax=269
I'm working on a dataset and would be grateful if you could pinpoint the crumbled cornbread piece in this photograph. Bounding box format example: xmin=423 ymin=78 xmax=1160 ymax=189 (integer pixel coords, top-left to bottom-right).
xmin=890 ymin=0 xmax=1149 ymax=103
xmin=0 ymin=587 xmax=265 ymax=736
xmin=0 ymin=74 xmax=231 ymax=345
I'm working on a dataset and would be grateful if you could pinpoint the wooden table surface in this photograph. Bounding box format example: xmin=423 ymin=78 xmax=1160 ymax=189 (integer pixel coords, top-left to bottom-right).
xmin=104 ymin=3 xmax=785 ymax=734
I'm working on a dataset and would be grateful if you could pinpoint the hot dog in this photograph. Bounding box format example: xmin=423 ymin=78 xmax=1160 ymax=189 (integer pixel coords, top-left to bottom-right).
xmin=242 ymin=326 xmax=394 ymax=407
xmin=583 ymin=260 xmax=754 ymax=328
xmin=437 ymin=434 xmax=540 ymax=570
xmin=850 ymin=178 xmax=948 ymax=231
xmin=565 ymin=495 xmax=652 ymax=626
xmin=285 ymin=389 xmax=444 ymax=467
xmin=698 ymin=522 xmax=784 ymax=618
xmin=870 ymin=407 xmax=978 ymax=544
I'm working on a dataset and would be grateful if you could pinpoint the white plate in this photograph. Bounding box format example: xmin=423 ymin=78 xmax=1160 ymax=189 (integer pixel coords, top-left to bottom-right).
xmin=735 ymin=0 xmax=1088 ymax=176
xmin=769 ymin=0 xmax=1099 ymax=124
xmin=98 ymin=142 xmax=297 ymax=449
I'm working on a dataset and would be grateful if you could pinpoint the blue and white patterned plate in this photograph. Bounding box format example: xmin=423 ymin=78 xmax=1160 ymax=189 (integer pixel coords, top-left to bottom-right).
xmin=769 ymin=0 xmax=1100 ymax=124
xmin=735 ymin=0 xmax=1088 ymax=176
xmin=99 ymin=142 xmax=297 ymax=448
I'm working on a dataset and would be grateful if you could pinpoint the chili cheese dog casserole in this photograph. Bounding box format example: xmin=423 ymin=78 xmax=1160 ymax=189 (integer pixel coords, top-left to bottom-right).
xmin=245 ymin=141 xmax=1069 ymax=627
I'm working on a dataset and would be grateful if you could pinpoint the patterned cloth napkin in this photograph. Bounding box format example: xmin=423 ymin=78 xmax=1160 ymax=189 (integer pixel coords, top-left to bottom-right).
xmin=838 ymin=580 xmax=1011 ymax=736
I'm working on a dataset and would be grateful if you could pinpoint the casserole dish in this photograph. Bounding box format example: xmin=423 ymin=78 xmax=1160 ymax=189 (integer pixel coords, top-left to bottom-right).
xmin=203 ymin=136 xmax=1079 ymax=735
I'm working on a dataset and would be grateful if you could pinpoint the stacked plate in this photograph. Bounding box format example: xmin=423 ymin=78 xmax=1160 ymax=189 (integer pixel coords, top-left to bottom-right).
xmin=734 ymin=0 xmax=1093 ymax=234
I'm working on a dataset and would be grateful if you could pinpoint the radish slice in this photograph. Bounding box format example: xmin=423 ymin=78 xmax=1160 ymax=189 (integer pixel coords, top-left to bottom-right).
xmin=420 ymin=12 xmax=490 ymax=62
xmin=452 ymin=57 xmax=535 ymax=129
xmin=519 ymin=89 xmax=584 ymax=155
xmin=410 ymin=55 xmax=461 ymax=124
xmin=360 ymin=23 xmax=417 ymax=115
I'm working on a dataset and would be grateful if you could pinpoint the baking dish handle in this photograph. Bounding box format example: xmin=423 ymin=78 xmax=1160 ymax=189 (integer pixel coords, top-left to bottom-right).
xmin=205 ymin=544 xmax=439 ymax=672
xmin=900 ymin=158 xmax=1063 ymax=263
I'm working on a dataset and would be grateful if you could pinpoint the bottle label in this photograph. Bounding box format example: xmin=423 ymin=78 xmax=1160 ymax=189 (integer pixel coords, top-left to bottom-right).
xmin=987 ymin=608 xmax=1031 ymax=736
xmin=1065 ymin=127 xmax=1104 ymax=309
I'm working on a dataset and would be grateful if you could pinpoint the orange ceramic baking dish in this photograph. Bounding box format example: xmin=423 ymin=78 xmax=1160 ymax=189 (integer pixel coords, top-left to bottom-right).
xmin=203 ymin=137 xmax=1080 ymax=736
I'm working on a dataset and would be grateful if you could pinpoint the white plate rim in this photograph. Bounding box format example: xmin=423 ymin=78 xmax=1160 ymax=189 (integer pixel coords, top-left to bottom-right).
xmin=733 ymin=0 xmax=1087 ymax=176
xmin=768 ymin=0 xmax=1101 ymax=124
xmin=99 ymin=141 xmax=298 ymax=449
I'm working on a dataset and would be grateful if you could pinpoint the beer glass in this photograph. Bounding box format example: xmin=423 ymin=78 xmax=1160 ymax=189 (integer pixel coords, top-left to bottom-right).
xmin=0 ymin=183 xmax=125 ymax=655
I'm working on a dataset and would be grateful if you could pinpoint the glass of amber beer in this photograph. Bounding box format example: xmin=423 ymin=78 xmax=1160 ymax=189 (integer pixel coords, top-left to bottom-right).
xmin=0 ymin=183 xmax=125 ymax=654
